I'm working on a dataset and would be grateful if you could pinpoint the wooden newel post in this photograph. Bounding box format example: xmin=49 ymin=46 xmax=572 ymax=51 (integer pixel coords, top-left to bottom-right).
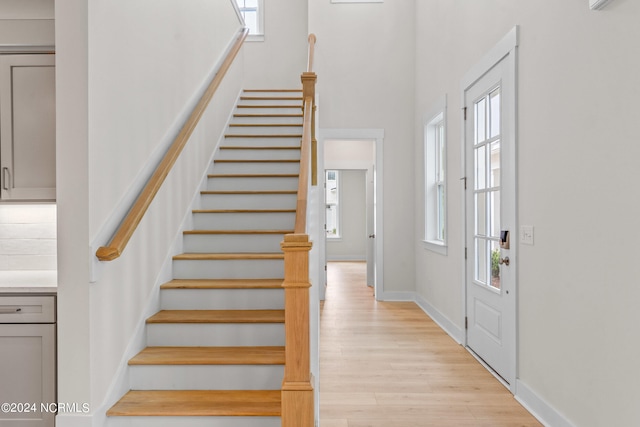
xmin=281 ymin=233 xmax=314 ymax=427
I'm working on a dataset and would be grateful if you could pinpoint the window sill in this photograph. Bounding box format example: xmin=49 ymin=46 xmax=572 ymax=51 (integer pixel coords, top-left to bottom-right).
xmin=423 ymin=240 xmax=447 ymax=256
xmin=246 ymin=34 xmax=265 ymax=42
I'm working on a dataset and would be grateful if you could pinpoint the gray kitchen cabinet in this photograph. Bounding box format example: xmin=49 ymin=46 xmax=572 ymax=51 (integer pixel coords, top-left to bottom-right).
xmin=0 ymin=54 xmax=56 ymax=201
xmin=0 ymin=295 xmax=56 ymax=427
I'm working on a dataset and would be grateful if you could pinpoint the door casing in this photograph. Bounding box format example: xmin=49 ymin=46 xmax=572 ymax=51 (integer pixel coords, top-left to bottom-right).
xmin=318 ymin=129 xmax=384 ymax=301
xmin=461 ymin=26 xmax=519 ymax=393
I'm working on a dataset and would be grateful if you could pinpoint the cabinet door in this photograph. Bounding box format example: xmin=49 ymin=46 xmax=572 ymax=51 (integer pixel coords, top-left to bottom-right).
xmin=0 ymin=324 xmax=56 ymax=427
xmin=0 ymin=54 xmax=56 ymax=201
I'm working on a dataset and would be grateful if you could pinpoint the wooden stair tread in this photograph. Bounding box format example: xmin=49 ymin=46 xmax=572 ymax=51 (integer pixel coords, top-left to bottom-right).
xmin=147 ymin=309 xmax=285 ymax=324
xmin=219 ymin=146 xmax=301 ymax=150
xmin=173 ymin=253 xmax=284 ymax=260
xmin=213 ymin=159 xmax=300 ymax=163
xmin=129 ymin=346 xmax=285 ymax=365
xmin=207 ymin=174 xmax=299 ymax=178
xmin=224 ymin=133 xmax=302 ymax=138
xmin=201 ymin=190 xmax=297 ymax=194
xmin=236 ymin=105 xmax=301 ymax=109
xmin=184 ymin=230 xmax=293 ymax=235
xmin=193 ymin=209 xmax=296 ymax=213
xmin=229 ymin=123 xmax=302 ymax=127
xmin=107 ymin=390 xmax=281 ymax=417
xmin=161 ymin=278 xmax=284 ymax=290
xmin=240 ymin=96 xmax=303 ymax=101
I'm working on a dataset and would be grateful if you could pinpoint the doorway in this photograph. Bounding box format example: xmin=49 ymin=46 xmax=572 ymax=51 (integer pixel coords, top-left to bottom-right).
xmin=463 ymin=27 xmax=518 ymax=389
xmin=318 ymin=129 xmax=384 ymax=301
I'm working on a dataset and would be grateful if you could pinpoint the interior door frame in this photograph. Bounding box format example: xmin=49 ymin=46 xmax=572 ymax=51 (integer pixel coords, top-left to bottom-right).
xmin=318 ymin=128 xmax=384 ymax=301
xmin=460 ymin=26 xmax=519 ymax=393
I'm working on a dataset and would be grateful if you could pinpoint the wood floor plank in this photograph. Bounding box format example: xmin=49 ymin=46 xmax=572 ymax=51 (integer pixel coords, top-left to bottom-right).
xmin=319 ymin=262 xmax=543 ymax=427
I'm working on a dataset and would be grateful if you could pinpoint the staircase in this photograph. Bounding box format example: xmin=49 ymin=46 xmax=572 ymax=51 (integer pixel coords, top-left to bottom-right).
xmin=107 ymin=90 xmax=304 ymax=427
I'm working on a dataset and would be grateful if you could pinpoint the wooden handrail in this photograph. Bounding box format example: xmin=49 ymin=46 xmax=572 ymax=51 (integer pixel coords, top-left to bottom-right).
xmin=96 ymin=27 xmax=249 ymax=262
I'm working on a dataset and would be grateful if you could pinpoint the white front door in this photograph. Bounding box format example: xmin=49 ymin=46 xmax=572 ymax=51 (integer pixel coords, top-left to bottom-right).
xmin=464 ymin=39 xmax=517 ymax=386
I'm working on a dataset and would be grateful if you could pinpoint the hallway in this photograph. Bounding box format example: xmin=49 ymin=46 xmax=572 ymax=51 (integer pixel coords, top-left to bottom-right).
xmin=319 ymin=262 xmax=542 ymax=427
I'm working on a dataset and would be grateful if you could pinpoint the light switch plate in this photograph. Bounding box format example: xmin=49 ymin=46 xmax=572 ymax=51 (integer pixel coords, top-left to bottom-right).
xmin=521 ymin=225 xmax=534 ymax=245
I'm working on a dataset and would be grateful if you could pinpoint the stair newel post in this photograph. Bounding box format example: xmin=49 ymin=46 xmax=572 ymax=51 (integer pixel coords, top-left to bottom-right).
xmin=281 ymin=233 xmax=314 ymax=427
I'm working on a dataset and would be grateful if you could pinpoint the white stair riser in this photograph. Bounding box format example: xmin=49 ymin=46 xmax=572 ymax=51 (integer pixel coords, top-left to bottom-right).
xmin=207 ymin=176 xmax=299 ymax=191
xmin=147 ymin=323 xmax=285 ymax=346
xmin=193 ymin=212 xmax=296 ymax=230
xmin=106 ymin=416 xmax=281 ymax=427
xmin=222 ymin=137 xmax=301 ymax=147
xmin=173 ymin=259 xmax=284 ymax=279
xmin=225 ymin=126 xmax=302 ymax=136
xmin=235 ymin=107 xmax=301 ymax=115
xmin=232 ymin=115 xmax=303 ymax=125
xmin=200 ymin=192 xmax=297 ymax=210
xmin=243 ymin=91 xmax=302 ymax=97
xmin=161 ymin=288 xmax=284 ymax=310
xmin=237 ymin=99 xmax=302 ymax=107
xmin=129 ymin=365 xmax=284 ymax=390
xmin=217 ymin=148 xmax=300 ymax=161
xmin=211 ymin=162 xmax=300 ymax=175
xmin=183 ymin=234 xmax=285 ymax=253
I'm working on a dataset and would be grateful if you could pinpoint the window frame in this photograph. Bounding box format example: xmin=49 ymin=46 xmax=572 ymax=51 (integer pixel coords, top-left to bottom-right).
xmin=325 ymin=170 xmax=342 ymax=239
xmin=235 ymin=0 xmax=264 ymax=42
xmin=423 ymin=98 xmax=448 ymax=255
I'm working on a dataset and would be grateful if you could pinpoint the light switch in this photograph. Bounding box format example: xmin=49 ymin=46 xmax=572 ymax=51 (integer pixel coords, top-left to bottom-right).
xmin=521 ymin=225 xmax=534 ymax=245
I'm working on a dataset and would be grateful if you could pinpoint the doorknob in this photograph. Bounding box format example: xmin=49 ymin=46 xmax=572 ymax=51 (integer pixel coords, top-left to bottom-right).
xmin=369 ymin=234 xmax=375 ymax=238
xmin=498 ymin=256 xmax=510 ymax=266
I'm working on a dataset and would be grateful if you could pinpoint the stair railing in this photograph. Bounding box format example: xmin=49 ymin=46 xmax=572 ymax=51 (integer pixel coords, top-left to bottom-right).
xmin=95 ymin=27 xmax=249 ymax=262
xmin=280 ymin=33 xmax=316 ymax=427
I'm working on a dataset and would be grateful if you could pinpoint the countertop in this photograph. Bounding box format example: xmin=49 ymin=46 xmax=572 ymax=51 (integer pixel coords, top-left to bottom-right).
xmin=0 ymin=271 xmax=58 ymax=294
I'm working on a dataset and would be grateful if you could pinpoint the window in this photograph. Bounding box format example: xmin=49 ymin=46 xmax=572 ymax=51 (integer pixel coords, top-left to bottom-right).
xmin=325 ymin=170 xmax=341 ymax=238
xmin=235 ymin=0 xmax=264 ymax=40
xmin=424 ymin=105 xmax=447 ymax=254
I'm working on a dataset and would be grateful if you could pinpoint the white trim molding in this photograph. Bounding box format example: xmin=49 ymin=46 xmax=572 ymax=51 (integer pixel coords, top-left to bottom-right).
xmin=516 ymin=381 xmax=578 ymax=427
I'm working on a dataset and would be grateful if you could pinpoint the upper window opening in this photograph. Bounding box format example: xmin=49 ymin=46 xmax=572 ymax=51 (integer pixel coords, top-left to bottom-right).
xmin=235 ymin=0 xmax=264 ymax=38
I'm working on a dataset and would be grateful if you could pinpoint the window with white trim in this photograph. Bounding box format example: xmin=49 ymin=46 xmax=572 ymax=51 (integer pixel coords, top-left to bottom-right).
xmin=235 ymin=0 xmax=264 ymax=40
xmin=325 ymin=170 xmax=341 ymax=238
xmin=424 ymin=109 xmax=447 ymax=253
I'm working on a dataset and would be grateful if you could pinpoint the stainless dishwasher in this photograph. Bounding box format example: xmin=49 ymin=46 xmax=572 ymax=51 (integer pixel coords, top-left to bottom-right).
xmin=0 ymin=295 xmax=56 ymax=427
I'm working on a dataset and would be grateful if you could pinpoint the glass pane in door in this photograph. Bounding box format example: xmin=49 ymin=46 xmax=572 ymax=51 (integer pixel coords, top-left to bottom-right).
xmin=473 ymin=86 xmax=502 ymax=291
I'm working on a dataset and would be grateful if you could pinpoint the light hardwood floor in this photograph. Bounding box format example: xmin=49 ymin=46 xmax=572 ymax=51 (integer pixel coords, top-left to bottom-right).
xmin=319 ymin=261 xmax=543 ymax=427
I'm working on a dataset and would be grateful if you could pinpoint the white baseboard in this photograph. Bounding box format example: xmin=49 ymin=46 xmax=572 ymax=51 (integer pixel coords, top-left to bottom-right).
xmin=516 ymin=380 xmax=577 ymax=427
xmin=413 ymin=293 xmax=464 ymax=344
xmin=326 ymin=255 xmax=366 ymax=262
xmin=376 ymin=290 xmax=415 ymax=301
xmin=54 ymin=414 xmax=93 ymax=427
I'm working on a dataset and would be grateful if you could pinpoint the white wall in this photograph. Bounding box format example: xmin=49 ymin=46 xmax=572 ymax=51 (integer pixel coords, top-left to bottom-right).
xmin=242 ymin=0 xmax=308 ymax=88
xmin=55 ymin=1 xmax=245 ymax=425
xmin=326 ymin=170 xmax=367 ymax=261
xmin=310 ymin=0 xmax=416 ymax=293
xmin=414 ymin=1 xmax=640 ymax=426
